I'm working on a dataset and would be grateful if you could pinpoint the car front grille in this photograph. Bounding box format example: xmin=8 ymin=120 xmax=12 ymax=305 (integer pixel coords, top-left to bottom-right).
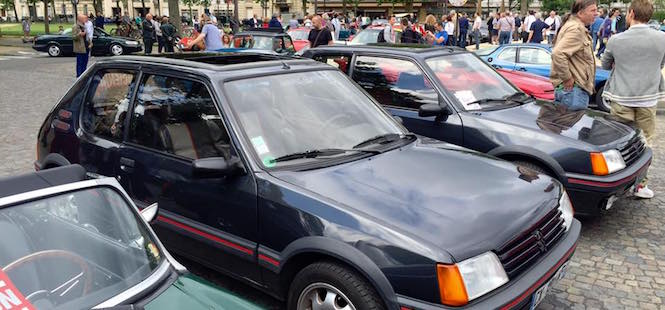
xmin=620 ymin=135 xmax=646 ymax=167
xmin=496 ymin=207 xmax=566 ymax=279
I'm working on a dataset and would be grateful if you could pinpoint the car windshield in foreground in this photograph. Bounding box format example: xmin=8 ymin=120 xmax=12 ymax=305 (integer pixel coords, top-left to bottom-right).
xmin=224 ymin=70 xmax=405 ymax=168
xmin=426 ymin=54 xmax=519 ymax=111
xmin=0 ymin=187 xmax=165 ymax=310
xmin=351 ymin=29 xmax=381 ymax=44
xmin=288 ymin=30 xmax=309 ymax=40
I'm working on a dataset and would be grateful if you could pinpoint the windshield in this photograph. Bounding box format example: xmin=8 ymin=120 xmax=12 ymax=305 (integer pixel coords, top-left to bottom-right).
xmin=351 ymin=29 xmax=381 ymax=44
xmin=426 ymin=53 xmax=519 ymax=110
xmin=0 ymin=187 xmax=164 ymax=310
xmin=224 ymin=70 xmax=403 ymax=168
xmin=288 ymin=30 xmax=309 ymax=40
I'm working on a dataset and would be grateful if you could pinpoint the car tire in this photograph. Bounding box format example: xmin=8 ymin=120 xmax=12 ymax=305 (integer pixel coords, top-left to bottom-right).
xmin=47 ymin=44 xmax=61 ymax=57
xmin=110 ymin=44 xmax=124 ymax=56
xmin=288 ymin=261 xmax=385 ymax=310
xmin=595 ymin=85 xmax=611 ymax=112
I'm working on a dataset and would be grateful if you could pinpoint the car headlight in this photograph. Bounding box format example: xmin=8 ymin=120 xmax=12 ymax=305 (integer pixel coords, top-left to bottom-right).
xmin=590 ymin=149 xmax=625 ymax=175
xmin=125 ymin=40 xmax=139 ymax=45
xmin=559 ymin=190 xmax=574 ymax=231
xmin=437 ymin=252 xmax=508 ymax=306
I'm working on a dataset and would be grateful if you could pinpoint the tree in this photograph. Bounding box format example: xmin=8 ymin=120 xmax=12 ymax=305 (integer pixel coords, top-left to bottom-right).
xmin=200 ymin=0 xmax=210 ymax=8
xmin=302 ymin=0 xmax=307 ymax=16
xmin=168 ymin=0 xmax=182 ymax=34
xmin=42 ymin=0 xmax=50 ymax=33
xmin=541 ymin=0 xmax=572 ymax=13
xmin=0 ymin=0 xmax=19 ymax=22
xmin=182 ymin=0 xmax=199 ymax=19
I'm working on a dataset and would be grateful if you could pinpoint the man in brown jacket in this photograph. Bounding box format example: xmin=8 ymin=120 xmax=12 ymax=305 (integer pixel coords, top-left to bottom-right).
xmin=550 ymin=0 xmax=598 ymax=110
xmin=73 ymin=14 xmax=88 ymax=77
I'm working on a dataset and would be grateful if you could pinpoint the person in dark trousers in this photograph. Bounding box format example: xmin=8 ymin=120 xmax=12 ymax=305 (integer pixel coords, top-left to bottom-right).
xmin=458 ymin=12 xmax=469 ymax=48
xmin=597 ymin=9 xmax=614 ymax=57
xmin=95 ymin=12 xmax=105 ymax=29
xmin=142 ymin=14 xmax=156 ymax=54
xmin=160 ymin=16 xmax=176 ymax=53
xmin=308 ymin=16 xmax=333 ymax=48
xmin=73 ymin=14 xmax=88 ymax=77
xmin=616 ymin=10 xmax=626 ymax=32
xmin=513 ymin=13 xmax=521 ymax=42
xmin=591 ymin=8 xmax=606 ymax=53
xmin=400 ymin=18 xmax=422 ymax=43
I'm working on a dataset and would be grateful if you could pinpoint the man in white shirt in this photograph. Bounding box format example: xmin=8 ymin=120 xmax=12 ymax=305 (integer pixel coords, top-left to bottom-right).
xmin=522 ymin=10 xmax=536 ymax=43
xmin=84 ymin=15 xmax=94 ymax=54
xmin=331 ymin=12 xmax=341 ymax=41
xmin=472 ymin=12 xmax=482 ymax=49
xmin=544 ymin=10 xmax=561 ymax=44
xmin=383 ymin=16 xmax=396 ymax=43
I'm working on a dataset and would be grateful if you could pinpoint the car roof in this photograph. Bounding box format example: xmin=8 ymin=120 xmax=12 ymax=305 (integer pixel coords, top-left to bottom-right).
xmin=0 ymin=165 xmax=86 ymax=199
xmin=307 ymin=44 xmax=466 ymax=57
xmin=500 ymin=43 xmax=551 ymax=49
xmin=236 ymin=30 xmax=288 ymax=37
xmin=96 ymin=53 xmax=331 ymax=76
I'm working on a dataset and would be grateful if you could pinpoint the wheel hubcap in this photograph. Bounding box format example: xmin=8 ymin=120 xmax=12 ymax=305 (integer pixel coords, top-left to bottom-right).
xmin=297 ymin=283 xmax=356 ymax=310
xmin=111 ymin=45 xmax=123 ymax=55
xmin=49 ymin=46 xmax=59 ymax=56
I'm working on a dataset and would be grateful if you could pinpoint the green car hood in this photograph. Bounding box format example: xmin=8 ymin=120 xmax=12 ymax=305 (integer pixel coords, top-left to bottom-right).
xmin=145 ymin=273 xmax=264 ymax=310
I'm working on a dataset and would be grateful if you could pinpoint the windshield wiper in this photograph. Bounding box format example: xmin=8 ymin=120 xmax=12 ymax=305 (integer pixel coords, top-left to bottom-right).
xmin=272 ymin=148 xmax=380 ymax=163
xmin=503 ymin=92 xmax=532 ymax=103
xmin=467 ymin=98 xmax=506 ymax=106
xmin=353 ymin=133 xmax=414 ymax=149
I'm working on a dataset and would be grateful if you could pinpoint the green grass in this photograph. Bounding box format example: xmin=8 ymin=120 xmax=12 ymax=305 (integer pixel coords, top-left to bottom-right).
xmin=0 ymin=23 xmax=116 ymax=36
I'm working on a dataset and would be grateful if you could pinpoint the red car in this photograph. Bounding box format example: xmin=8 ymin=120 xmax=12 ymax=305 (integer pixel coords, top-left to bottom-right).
xmin=287 ymin=27 xmax=310 ymax=51
xmin=497 ymin=69 xmax=555 ymax=101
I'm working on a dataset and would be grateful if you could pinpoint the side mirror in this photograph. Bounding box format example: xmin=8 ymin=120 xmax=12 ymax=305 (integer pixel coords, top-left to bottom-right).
xmin=140 ymin=203 xmax=159 ymax=224
xmin=192 ymin=157 xmax=243 ymax=178
xmin=419 ymin=103 xmax=444 ymax=117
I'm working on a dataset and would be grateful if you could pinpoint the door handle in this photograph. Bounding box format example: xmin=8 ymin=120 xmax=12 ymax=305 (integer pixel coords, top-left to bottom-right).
xmin=120 ymin=157 xmax=135 ymax=173
xmin=517 ymin=67 xmax=527 ymax=71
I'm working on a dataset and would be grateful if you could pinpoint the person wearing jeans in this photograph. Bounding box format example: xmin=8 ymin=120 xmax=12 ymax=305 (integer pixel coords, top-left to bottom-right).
xmin=601 ymin=0 xmax=665 ymax=198
xmin=72 ymin=15 xmax=89 ymax=77
xmin=497 ymin=12 xmax=514 ymax=45
xmin=472 ymin=12 xmax=482 ymax=50
xmin=550 ymin=0 xmax=598 ymax=111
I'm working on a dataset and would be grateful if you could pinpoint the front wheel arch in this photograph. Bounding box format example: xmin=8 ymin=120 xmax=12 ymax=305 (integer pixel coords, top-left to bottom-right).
xmin=595 ymin=82 xmax=611 ymax=112
xmin=38 ymin=153 xmax=71 ymax=170
xmin=489 ymin=147 xmax=566 ymax=182
xmin=277 ymin=237 xmax=398 ymax=309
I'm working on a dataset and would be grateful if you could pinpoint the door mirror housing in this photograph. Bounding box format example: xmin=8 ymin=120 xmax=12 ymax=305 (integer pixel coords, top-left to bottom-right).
xmin=192 ymin=157 xmax=243 ymax=178
xmin=419 ymin=103 xmax=444 ymax=117
xmin=140 ymin=203 xmax=159 ymax=224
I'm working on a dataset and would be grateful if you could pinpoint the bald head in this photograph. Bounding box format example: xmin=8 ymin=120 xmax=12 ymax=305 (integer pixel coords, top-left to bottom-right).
xmin=77 ymin=14 xmax=87 ymax=23
xmin=146 ymin=13 xmax=153 ymax=21
xmin=312 ymin=15 xmax=322 ymax=29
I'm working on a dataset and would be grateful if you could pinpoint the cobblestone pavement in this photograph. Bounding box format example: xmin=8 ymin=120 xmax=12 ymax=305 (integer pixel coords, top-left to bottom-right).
xmin=1 ymin=56 xmax=665 ymax=309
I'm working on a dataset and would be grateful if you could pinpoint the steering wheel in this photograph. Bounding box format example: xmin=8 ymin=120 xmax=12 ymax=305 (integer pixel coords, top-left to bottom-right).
xmin=3 ymin=250 xmax=93 ymax=302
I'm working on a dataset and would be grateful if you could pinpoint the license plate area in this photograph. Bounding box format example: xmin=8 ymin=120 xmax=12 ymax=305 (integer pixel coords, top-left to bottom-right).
xmin=529 ymin=261 xmax=569 ymax=310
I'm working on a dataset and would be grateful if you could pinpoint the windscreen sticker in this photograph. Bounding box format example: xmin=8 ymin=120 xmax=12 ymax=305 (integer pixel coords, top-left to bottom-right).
xmin=0 ymin=270 xmax=36 ymax=310
xmin=251 ymin=136 xmax=270 ymax=155
xmin=262 ymin=156 xmax=277 ymax=168
xmin=454 ymin=90 xmax=481 ymax=110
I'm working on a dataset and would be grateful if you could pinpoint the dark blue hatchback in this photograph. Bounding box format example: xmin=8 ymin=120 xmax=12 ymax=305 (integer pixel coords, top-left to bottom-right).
xmin=36 ymin=53 xmax=580 ymax=310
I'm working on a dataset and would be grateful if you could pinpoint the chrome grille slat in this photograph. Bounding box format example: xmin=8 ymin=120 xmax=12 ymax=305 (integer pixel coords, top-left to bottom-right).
xmin=620 ymin=135 xmax=645 ymax=167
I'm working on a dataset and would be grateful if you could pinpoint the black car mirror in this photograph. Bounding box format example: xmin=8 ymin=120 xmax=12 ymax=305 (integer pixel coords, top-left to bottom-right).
xmin=192 ymin=157 xmax=243 ymax=178
xmin=419 ymin=103 xmax=444 ymax=117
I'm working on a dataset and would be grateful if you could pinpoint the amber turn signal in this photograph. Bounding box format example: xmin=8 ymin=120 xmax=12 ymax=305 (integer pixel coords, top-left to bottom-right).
xmin=437 ymin=264 xmax=469 ymax=306
xmin=590 ymin=152 xmax=609 ymax=176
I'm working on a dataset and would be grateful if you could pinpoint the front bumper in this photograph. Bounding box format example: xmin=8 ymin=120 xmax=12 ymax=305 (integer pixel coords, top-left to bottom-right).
xmin=564 ymin=147 xmax=652 ymax=216
xmin=32 ymin=44 xmax=48 ymax=52
xmin=396 ymin=219 xmax=581 ymax=310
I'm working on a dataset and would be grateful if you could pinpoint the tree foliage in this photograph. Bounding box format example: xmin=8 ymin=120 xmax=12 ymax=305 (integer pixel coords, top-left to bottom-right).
xmin=541 ymin=0 xmax=572 ymax=13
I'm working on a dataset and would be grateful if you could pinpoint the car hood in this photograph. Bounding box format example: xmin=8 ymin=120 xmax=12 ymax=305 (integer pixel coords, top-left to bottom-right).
xmin=476 ymin=101 xmax=634 ymax=148
xmin=272 ymin=140 xmax=561 ymax=261
xmin=144 ymin=274 xmax=262 ymax=310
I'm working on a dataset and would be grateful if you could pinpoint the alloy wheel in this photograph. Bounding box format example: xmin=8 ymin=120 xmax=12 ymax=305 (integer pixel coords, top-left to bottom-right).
xmin=48 ymin=45 xmax=61 ymax=57
xmin=110 ymin=44 xmax=124 ymax=56
xmin=297 ymin=283 xmax=357 ymax=310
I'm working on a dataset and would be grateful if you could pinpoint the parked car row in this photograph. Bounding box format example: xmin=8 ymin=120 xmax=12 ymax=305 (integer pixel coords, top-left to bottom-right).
xmin=27 ymin=41 xmax=649 ymax=310
xmin=32 ymin=27 xmax=143 ymax=57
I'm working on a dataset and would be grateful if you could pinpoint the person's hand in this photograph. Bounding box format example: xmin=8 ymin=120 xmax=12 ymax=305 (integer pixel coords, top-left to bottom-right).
xmin=563 ymin=78 xmax=574 ymax=91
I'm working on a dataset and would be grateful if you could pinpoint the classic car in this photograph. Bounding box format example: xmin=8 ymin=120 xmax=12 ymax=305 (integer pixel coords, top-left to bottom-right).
xmin=36 ymin=52 xmax=579 ymax=309
xmin=287 ymin=27 xmax=311 ymax=51
xmin=0 ymin=165 xmax=262 ymax=310
xmin=474 ymin=43 xmax=611 ymax=111
xmin=497 ymin=68 xmax=555 ymax=101
xmin=232 ymin=29 xmax=296 ymax=55
xmin=304 ymin=45 xmax=651 ymax=217
xmin=33 ymin=27 xmax=142 ymax=57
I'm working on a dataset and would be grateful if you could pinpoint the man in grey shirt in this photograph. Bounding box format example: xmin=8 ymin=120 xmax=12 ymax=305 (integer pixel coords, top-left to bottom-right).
xmin=601 ymin=0 xmax=665 ymax=199
xmin=497 ymin=12 xmax=514 ymax=45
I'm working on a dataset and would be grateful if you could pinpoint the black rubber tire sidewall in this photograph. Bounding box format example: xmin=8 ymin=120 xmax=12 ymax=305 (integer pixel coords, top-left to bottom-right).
xmin=595 ymin=86 xmax=611 ymax=112
xmin=513 ymin=160 xmax=548 ymax=175
xmin=287 ymin=261 xmax=385 ymax=310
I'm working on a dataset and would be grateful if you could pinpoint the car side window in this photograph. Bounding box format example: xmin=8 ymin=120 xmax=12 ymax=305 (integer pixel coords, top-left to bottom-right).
xmin=82 ymin=70 xmax=138 ymax=141
xmin=497 ymin=47 xmax=517 ymax=62
xmin=351 ymin=56 xmax=437 ymax=110
xmin=312 ymin=54 xmax=352 ymax=74
xmin=518 ymin=48 xmax=551 ymax=65
xmin=127 ymin=74 xmax=233 ymax=160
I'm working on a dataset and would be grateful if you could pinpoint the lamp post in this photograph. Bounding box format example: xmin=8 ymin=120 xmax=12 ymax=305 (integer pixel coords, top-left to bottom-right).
xmin=72 ymin=0 xmax=78 ymax=18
